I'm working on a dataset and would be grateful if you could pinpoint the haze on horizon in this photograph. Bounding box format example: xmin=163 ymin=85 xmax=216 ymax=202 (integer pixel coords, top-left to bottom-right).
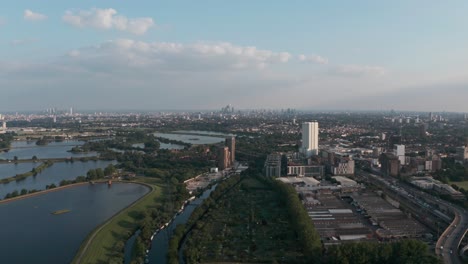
xmin=1 ymin=1 xmax=468 ymax=113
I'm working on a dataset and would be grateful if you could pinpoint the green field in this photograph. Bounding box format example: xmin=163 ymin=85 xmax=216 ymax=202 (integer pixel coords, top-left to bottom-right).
xmin=450 ymin=181 xmax=468 ymax=190
xmin=184 ymin=177 xmax=305 ymax=263
xmin=72 ymin=177 xmax=166 ymax=264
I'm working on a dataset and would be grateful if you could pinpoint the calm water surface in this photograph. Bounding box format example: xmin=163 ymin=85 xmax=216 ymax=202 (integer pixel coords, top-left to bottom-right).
xmin=0 ymin=182 xmax=150 ymax=264
xmin=0 ymin=140 xmax=97 ymax=160
xmin=0 ymin=160 xmax=116 ymax=195
xmin=132 ymin=142 xmax=185 ymax=150
xmin=0 ymin=163 xmax=39 ymax=178
xmin=174 ymin=130 xmax=235 ymax=136
xmin=154 ymin=133 xmax=225 ymax=145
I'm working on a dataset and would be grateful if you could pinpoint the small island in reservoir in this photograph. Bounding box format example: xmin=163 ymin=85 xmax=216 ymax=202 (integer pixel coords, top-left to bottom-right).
xmin=51 ymin=209 xmax=71 ymax=215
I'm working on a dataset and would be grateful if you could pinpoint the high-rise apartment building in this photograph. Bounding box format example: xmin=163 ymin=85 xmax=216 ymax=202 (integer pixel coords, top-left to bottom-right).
xmin=301 ymin=121 xmax=319 ymax=157
xmin=394 ymin=144 xmax=406 ymax=165
xmin=218 ymin=147 xmax=230 ymax=170
xmin=225 ymin=137 xmax=235 ymax=164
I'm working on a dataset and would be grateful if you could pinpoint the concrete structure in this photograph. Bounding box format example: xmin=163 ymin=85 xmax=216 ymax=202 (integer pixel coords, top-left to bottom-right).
xmin=394 ymin=144 xmax=405 ymax=165
xmin=218 ymin=147 xmax=230 ymax=170
xmin=301 ymin=121 xmax=319 ymax=157
xmin=264 ymin=154 xmax=281 ymax=177
xmin=225 ymin=137 xmax=235 ymax=164
xmin=277 ymin=176 xmax=320 ymax=187
xmin=332 ymin=176 xmax=357 ymax=187
xmin=331 ymin=157 xmax=355 ymax=175
xmin=287 ymin=164 xmax=324 ymax=178
xmin=456 ymin=146 xmax=468 ymax=162
xmin=379 ymin=153 xmax=400 ymax=177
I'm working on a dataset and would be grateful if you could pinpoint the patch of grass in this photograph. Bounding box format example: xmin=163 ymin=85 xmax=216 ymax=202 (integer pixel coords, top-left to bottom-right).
xmin=450 ymin=181 xmax=468 ymax=190
xmin=72 ymin=177 xmax=166 ymax=264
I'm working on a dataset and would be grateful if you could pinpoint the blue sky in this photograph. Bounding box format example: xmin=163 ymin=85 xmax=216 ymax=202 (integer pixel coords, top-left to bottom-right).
xmin=1 ymin=1 xmax=468 ymax=112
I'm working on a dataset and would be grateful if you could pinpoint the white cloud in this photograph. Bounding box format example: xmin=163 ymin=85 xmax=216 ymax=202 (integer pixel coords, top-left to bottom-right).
xmin=68 ymin=50 xmax=80 ymax=57
xmin=68 ymin=39 xmax=293 ymax=71
xmin=335 ymin=64 xmax=386 ymax=77
xmin=24 ymin=9 xmax=47 ymax=21
xmin=63 ymin=8 xmax=154 ymax=35
xmin=298 ymin=54 xmax=328 ymax=64
xmin=0 ymin=39 xmax=412 ymax=111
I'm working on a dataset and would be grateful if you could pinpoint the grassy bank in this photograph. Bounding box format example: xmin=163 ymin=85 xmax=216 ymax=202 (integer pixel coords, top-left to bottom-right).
xmin=0 ymin=161 xmax=53 ymax=184
xmin=72 ymin=177 xmax=165 ymax=264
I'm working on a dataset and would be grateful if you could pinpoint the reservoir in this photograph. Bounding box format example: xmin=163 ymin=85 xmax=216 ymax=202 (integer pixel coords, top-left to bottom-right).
xmin=155 ymin=133 xmax=225 ymax=145
xmin=174 ymin=130 xmax=235 ymax=137
xmin=0 ymin=140 xmax=97 ymax=160
xmin=0 ymin=160 xmax=116 ymax=195
xmin=132 ymin=142 xmax=185 ymax=150
xmin=0 ymin=163 xmax=39 ymax=178
xmin=0 ymin=182 xmax=150 ymax=264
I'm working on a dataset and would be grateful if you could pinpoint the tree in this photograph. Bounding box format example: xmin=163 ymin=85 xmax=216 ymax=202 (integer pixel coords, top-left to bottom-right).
xmin=87 ymin=169 xmax=97 ymax=180
xmin=96 ymin=168 xmax=105 ymax=178
xmin=32 ymin=155 xmax=38 ymax=161
xmin=13 ymin=156 xmax=18 ymax=161
xmin=20 ymin=189 xmax=28 ymax=195
xmin=104 ymin=164 xmax=116 ymax=176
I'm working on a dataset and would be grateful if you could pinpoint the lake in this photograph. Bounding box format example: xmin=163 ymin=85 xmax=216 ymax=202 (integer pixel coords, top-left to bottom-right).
xmin=0 ymin=160 xmax=116 ymax=195
xmin=174 ymin=130 xmax=235 ymax=137
xmin=0 ymin=163 xmax=40 ymax=178
xmin=0 ymin=140 xmax=97 ymax=160
xmin=132 ymin=142 xmax=185 ymax=150
xmin=155 ymin=133 xmax=225 ymax=145
xmin=0 ymin=182 xmax=150 ymax=264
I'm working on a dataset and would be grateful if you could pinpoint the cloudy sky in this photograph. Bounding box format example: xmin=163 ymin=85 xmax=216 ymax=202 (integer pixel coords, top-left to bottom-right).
xmin=1 ymin=1 xmax=468 ymax=112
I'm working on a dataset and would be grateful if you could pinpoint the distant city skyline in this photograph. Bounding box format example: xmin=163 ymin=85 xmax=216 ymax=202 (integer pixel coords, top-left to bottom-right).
xmin=1 ymin=1 xmax=468 ymax=112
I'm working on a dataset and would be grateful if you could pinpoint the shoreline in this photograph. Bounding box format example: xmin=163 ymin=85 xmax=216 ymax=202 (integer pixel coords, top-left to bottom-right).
xmin=72 ymin=180 xmax=154 ymax=264
xmin=0 ymin=180 xmax=149 ymax=205
xmin=0 ymin=181 xmax=93 ymax=204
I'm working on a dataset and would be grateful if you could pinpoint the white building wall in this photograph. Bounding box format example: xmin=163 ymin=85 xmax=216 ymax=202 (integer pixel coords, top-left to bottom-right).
xmin=302 ymin=122 xmax=319 ymax=157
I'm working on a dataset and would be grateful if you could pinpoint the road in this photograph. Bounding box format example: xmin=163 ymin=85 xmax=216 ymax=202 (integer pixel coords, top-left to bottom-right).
xmin=357 ymin=170 xmax=467 ymax=264
xmin=434 ymin=199 xmax=467 ymax=264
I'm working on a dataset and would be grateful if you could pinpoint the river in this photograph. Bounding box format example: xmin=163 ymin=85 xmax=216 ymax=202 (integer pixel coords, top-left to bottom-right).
xmin=0 ymin=182 xmax=150 ymax=264
xmin=126 ymin=184 xmax=217 ymax=264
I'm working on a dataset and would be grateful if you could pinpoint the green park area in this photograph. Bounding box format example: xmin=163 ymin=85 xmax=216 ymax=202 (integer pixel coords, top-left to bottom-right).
xmin=72 ymin=177 xmax=166 ymax=264
xmin=183 ymin=176 xmax=306 ymax=263
xmin=450 ymin=181 xmax=468 ymax=190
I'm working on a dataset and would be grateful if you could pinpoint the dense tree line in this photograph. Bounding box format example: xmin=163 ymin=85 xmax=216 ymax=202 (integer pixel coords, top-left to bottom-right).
xmin=167 ymin=174 xmax=243 ymax=263
xmin=268 ymin=178 xmax=322 ymax=261
xmin=4 ymin=188 xmax=39 ymax=199
xmin=435 ymin=158 xmax=468 ymax=182
xmin=0 ymin=132 xmax=15 ymax=149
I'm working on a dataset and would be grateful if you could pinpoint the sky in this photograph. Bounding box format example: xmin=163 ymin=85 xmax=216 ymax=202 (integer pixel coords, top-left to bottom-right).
xmin=1 ymin=1 xmax=468 ymax=112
